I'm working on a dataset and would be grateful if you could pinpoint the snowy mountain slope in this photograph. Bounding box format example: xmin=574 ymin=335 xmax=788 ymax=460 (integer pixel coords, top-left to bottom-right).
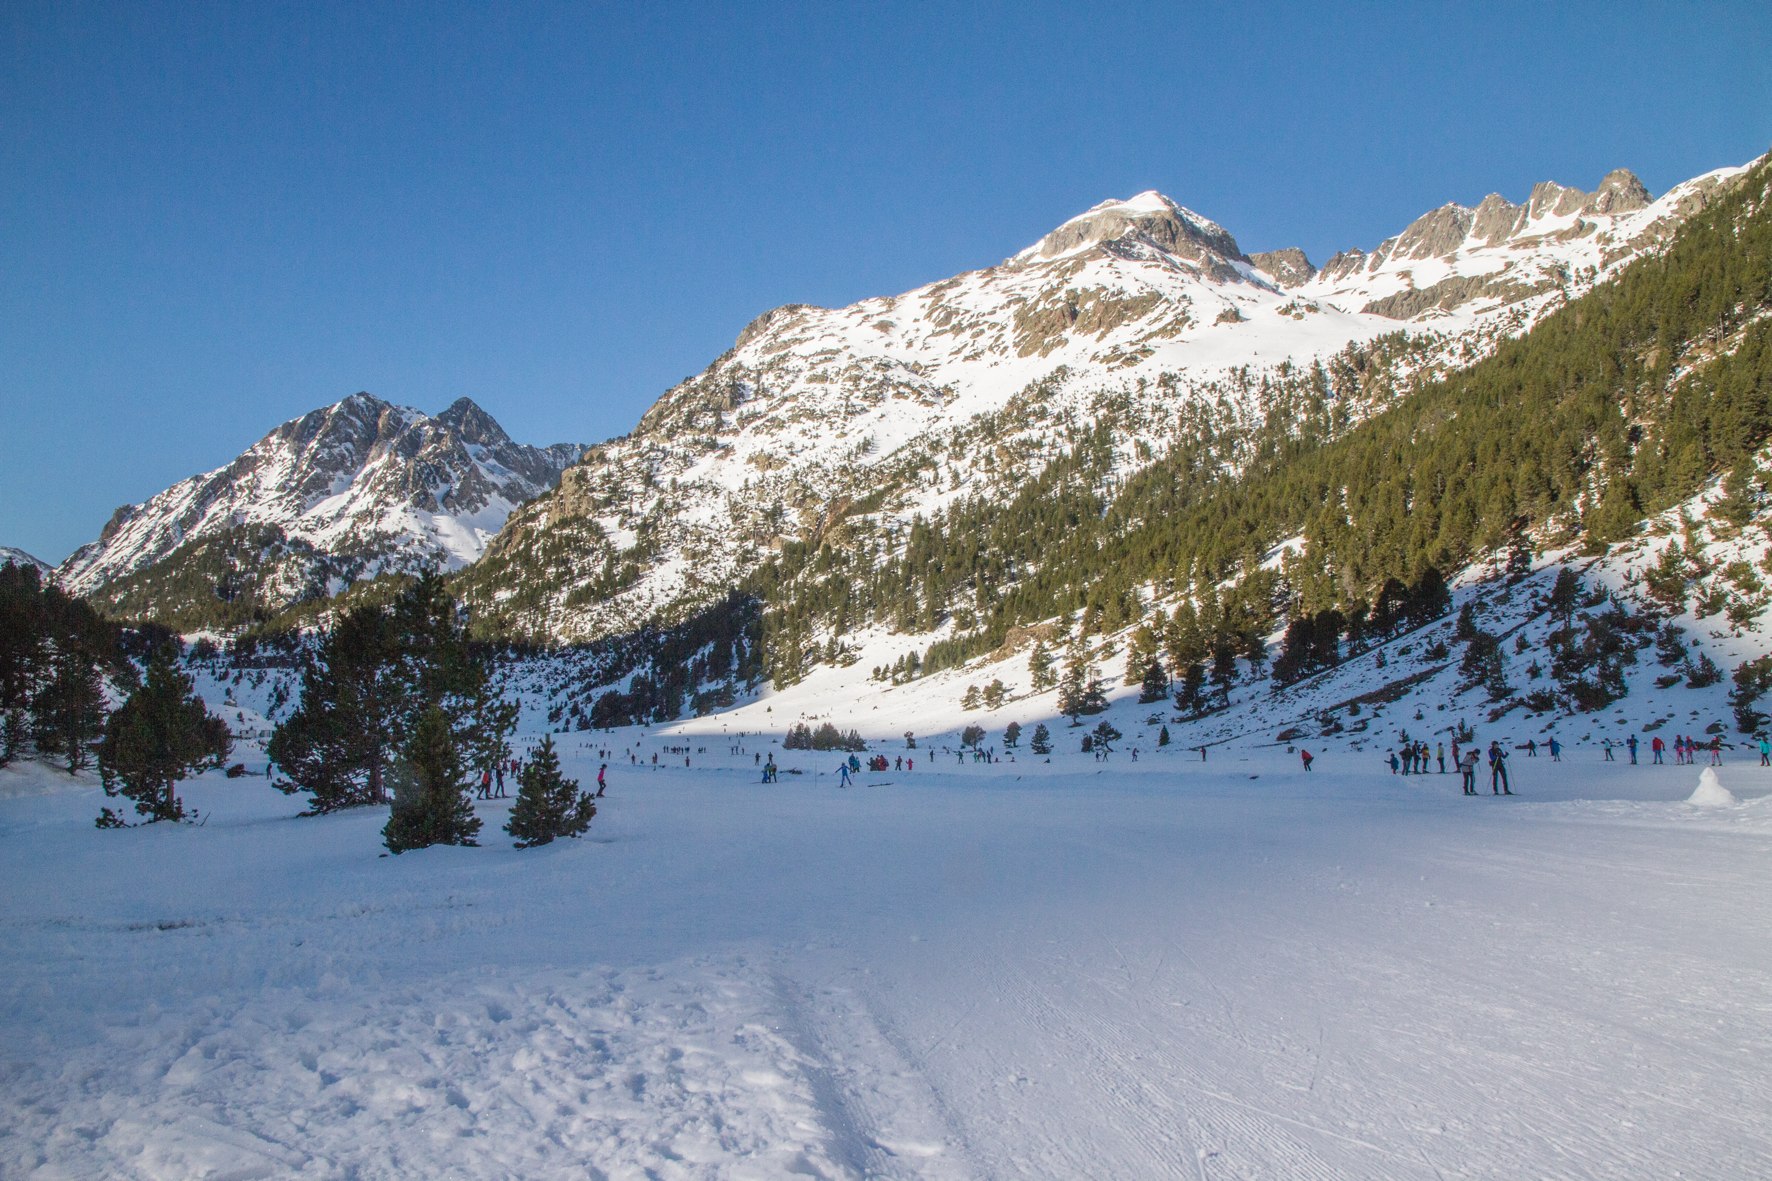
xmin=0 ymin=547 xmax=51 ymax=576
xmin=470 ymin=156 xmax=1758 ymax=644
xmin=59 ymin=394 xmax=582 ymax=620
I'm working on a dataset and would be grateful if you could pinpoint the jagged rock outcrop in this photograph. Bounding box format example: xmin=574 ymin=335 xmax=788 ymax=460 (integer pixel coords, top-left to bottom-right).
xmin=1250 ymin=248 xmax=1316 ymax=288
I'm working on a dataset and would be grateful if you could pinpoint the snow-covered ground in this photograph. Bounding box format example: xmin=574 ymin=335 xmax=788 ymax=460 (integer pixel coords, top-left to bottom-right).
xmin=5 ymin=724 xmax=1772 ymax=1179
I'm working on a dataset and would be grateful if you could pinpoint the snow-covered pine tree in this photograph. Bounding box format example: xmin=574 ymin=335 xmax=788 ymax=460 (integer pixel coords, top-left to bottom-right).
xmin=506 ymin=735 xmax=595 ymax=848
xmin=383 ymin=706 xmax=482 ymax=854
xmin=96 ymin=646 xmax=231 ymax=825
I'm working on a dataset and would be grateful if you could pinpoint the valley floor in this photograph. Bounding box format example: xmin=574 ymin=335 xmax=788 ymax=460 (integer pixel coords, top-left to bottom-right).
xmin=4 ymin=737 xmax=1771 ymax=1179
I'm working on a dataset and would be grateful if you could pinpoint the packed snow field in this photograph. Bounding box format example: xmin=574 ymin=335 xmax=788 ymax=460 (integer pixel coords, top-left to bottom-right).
xmin=5 ymin=729 xmax=1772 ymax=1180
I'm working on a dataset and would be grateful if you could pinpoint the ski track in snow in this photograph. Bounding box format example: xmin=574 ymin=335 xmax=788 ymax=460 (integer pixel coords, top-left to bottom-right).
xmin=4 ymin=745 xmax=1772 ymax=1179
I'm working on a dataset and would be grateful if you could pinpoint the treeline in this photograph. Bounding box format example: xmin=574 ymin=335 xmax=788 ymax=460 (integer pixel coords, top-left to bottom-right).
xmin=1 ymin=561 xmax=132 ymax=769
xmin=1 ymin=560 xmax=231 ymax=821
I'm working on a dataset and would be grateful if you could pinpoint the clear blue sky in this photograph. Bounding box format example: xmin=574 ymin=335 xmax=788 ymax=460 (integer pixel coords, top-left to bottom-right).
xmin=3 ymin=1 xmax=1767 ymax=562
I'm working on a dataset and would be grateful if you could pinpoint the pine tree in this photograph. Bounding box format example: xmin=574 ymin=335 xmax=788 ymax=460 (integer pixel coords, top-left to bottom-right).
xmin=1137 ymin=659 xmax=1168 ymax=703
xmin=96 ymin=647 xmax=231 ymax=824
xmin=35 ymin=646 xmax=106 ymax=773
xmin=383 ymin=707 xmax=482 ymax=854
xmin=1029 ymin=722 xmax=1052 ymax=755
xmin=1003 ymin=720 xmax=1022 ymax=748
xmin=1157 ymin=724 xmax=1171 ymax=747
xmin=0 ymin=563 xmax=47 ymax=767
xmin=1028 ymin=642 xmax=1055 ymax=691
xmin=505 ymin=735 xmax=595 ymax=848
xmin=1092 ymin=720 xmax=1121 ymax=750
xmin=1174 ymin=662 xmax=1208 ymax=717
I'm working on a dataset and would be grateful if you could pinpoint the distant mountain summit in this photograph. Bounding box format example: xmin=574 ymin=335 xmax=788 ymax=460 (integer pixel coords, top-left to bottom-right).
xmin=60 ymin=393 xmax=581 ymax=627
xmin=1 ymin=547 xmax=51 ymax=577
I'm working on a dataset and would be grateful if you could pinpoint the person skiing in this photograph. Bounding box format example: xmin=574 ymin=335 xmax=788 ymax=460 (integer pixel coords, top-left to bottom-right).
xmin=1436 ymin=742 xmax=1446 ymax=773
xmin=1460 ymin=748 xmax=1480 ymax=795
xmin=837 ymin=761 xmax=852 ymax=788
xmin=478 ymin=768 xmax=493 ymax=800
xmin=1300 ymin=749 xmax=1314 ymax=772
xmin=1651 ymin=736 xmax=1665 ymax=764
xmin=1548 ymin=736 xmax=1562 ymax=762
xmin=1526 ymin=739 xmax=1537 ymax=758
xmin=1388 ymin=750 xmax=1400 ymax=774
xmin=1710 ymin=735 xmax=1724 ymax=766
xmin=1602 ymin=738 xmax=1615 ymax=762
xmin=596 ymin=764 xmax=607 ymax=798
xmin=1489 ymin=741 xmax=1512 ymax=795
xmin=1626 ymin=734 xmax=1639 ymax=765
xmin=1760 ymin=736 xmax=1770 ymax=767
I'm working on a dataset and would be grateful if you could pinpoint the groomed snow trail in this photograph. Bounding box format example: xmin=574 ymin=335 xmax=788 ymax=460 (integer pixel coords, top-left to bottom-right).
xmin=3 ymin=747 xmax=1771 ymax=1179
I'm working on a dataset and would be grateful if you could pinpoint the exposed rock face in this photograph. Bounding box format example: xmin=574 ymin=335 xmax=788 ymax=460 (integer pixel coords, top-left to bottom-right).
xmin=736 ymin=304 xmax=824 ymax=350
xmin=1471 ymin=193 xmax=1528 ymax=245
xmin=1249 ymin=248 xmax=1316 ymax=288
xmin=1390 ymin=204 xmax=1478 ymax=261
xmin=58 ymin=393 xmax=582 ymax=609
xmin=1589 ymin=168 xmax=1652 ymax=214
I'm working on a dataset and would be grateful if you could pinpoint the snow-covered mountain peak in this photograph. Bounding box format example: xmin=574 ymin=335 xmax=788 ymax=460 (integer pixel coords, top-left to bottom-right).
xmin=59 ymin=393 xmax=584 ymax=616
xmin=1013 ymin=190 xmax=1245 ymax=272
xmin=0 ymin=547 xmax=51 ymax=577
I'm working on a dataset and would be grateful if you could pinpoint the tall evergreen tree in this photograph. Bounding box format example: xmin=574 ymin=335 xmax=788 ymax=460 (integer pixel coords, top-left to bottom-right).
xmin=505 ymin=736 xmax=595 ymax=848
xmin=1029 ymin=722 xmax=1052 ymax=755
xmin=384 ymin=707 xmax=482 ymax=853
xmin=1137 ymin=658 xmax=1168 ymax=704
xmin=96 ymin=647 xmax=231 ymax=824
